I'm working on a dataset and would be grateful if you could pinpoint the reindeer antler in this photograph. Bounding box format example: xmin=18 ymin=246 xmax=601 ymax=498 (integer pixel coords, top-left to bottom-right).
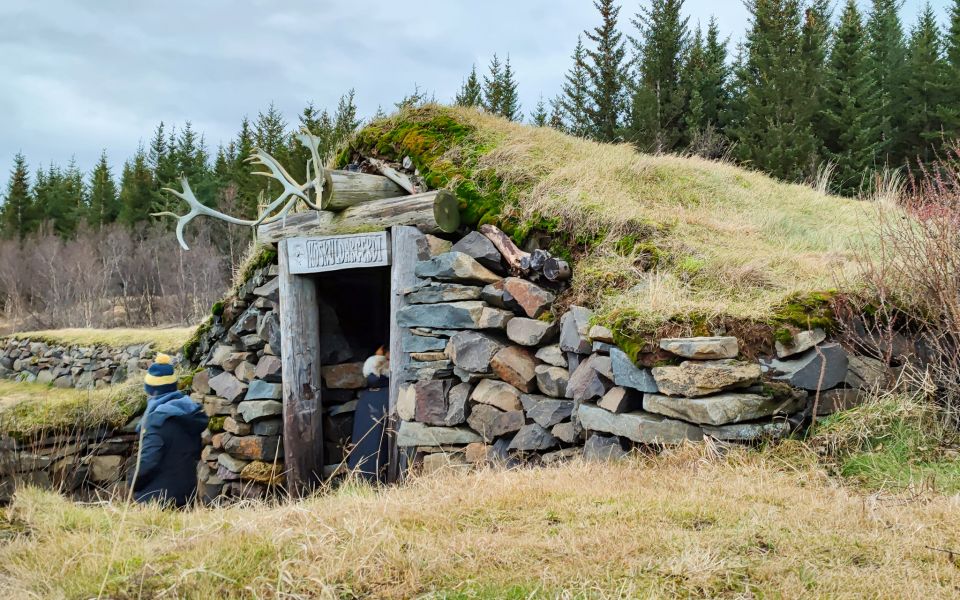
xmin=154 ymin=129 xmax=329 ymax=249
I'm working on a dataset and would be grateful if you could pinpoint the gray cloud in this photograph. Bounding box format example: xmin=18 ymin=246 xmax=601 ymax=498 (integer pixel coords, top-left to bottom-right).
xmin=0 ymin=0 xmax=945 ymax=176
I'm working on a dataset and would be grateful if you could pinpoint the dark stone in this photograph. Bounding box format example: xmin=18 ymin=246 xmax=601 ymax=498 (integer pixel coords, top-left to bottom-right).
xmin=244 ymin=380 xmax=282 ymax=401
xmin=521 ymin=394 xmax=574 ymax=428
xmin=252 ymin=418 xmax=283 ymax=436
xmin=566 ymin=354 xmax=612 ymax=401
xmin=583 ymin=434 xmax=628 ymax=461
xmin=610 ymin=348 xmax=659 ymax=393
xmin=318 ymin=298 xmax=352 ymax=363
xmin=502 ymin=278 xmax=555 ymax=319
xmin=402 ymin=332 xmax=449 ymax=353
xmin=397 ymin=301 xmax=512 ymax=330
xmin=446 ymin=331 xmax=505 ymax=373
xmin=769 ymin=343 xmax=848 ymax=391
xmin=413 ymin=380 xmax=454 ymax=426
xmin=480 ymin=280 xmax=523 ymax=312
xmin=414 ymin=252 xmax=501 ymax=284
xmin=223 ymin=435 xmax=282 ymax=461
xmin=508 ymin=424 xmax=559 ymax=452
xmin=466 ymin=404 xmax=525 ymax=442
xmin=208 ymin=371 xmax=247 ymax=403
xmin=534 ymin=365 xmax=569 ymax=398
xmin=560 ymin=306 xmax=593 ymax=353
xmin=450 ymin=231 xmax=504 ymax=271
xmin=444 ymin=382 xmax=472 ymax=426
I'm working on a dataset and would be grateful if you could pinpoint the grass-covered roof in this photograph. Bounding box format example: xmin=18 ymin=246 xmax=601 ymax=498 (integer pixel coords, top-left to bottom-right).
xmin=339 ymin=105 xmax=879 ymax=342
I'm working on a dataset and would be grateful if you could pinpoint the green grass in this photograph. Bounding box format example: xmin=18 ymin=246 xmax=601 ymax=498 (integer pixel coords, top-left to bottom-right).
xmin=810 ymin=392 xmax=960 ymax=493
xmin=5 ymin=327 xmax=193 ymax=353
xmin=0 ymin=379 xmax=145 ymax=439
xmin=339 ymin=105 xmax=886 ymax=338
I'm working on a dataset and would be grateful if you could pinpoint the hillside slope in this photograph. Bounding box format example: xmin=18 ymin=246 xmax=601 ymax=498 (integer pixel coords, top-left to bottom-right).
xmin=341 ymin=106 xmax=879 ymax=341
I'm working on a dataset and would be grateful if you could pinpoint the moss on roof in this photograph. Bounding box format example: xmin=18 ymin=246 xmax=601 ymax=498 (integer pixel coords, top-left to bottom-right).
xmin=340 ymin=105 xmax=882 ymax=338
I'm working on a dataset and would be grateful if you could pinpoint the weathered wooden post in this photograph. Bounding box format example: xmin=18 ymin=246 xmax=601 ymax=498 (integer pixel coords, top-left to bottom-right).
xmin=277 ymin=239 xmax=324 ymax=496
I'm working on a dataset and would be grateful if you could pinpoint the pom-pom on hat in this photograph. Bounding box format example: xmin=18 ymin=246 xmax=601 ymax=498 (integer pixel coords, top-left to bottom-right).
xmin=144 ymin=353 xmax=178 ymax=396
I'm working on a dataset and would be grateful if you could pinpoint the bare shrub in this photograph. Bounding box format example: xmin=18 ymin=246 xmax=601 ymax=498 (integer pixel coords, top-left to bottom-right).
xmin=0 ymin=222 xmax=229 ymax=330
xmin=844 ymin=144 xmax=960 ymax=428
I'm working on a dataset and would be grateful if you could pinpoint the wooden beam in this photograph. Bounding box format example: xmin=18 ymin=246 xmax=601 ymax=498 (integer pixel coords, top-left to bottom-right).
xmin=321 ymin=170 xmax=408 ymax=211
xmin=387 ymin=225 xmax=425 ymax=483
xmin=479 ymin=224 xmax=530 ymax=274
xmin=258 ymin=191 xmax=460 ymax=243
xmin=366 ymin=157 xmax=418 ymax=194
xmin=278 ymin=239 xmax=324 ymax=496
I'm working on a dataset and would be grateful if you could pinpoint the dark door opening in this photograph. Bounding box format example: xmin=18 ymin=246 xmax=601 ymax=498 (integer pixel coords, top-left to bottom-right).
xmin=314 ymin=267 xmax=392 ymax=482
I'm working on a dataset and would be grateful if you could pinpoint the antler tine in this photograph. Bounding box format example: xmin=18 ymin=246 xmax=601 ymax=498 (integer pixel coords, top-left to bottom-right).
xmin=153 ymin=176 xmax=257 ymax=250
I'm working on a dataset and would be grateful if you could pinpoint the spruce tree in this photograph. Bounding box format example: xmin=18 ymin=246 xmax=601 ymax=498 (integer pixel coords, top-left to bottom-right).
xmin=118 ymin=147 xmax=155 ymax=227
xmin=530 ymin=95 xmax=548 ymax=126
xmin=0 ymin=152 xmax=33 ymax=239
xmin=900 ymin=3 xmax=949 ymax=164
xmin=482 ymin=54 xmax=505 ymax=115
xmin=455 ymin=65 xmax=483 ymax=107
xmin=940 ymin=0 xmax=960 ymax=139
xmin=729 ymin=0 xmax=820 ymax=181
xmin=332 ymin=89 xmax=361 ymax=146
xmin=559 ymin=36 xmax=594 ymax=137
xmin=499 ymin=55 xmax=521 ymax=121
xmin=87 ymin=150 xmax=119 ymax=228
xmin=822 ymin=0 xmax=882 ymax=194
xmin=629 ymin=0 xmax=690 ymax=151
xmin=801 ymin=0 xmax=832 ymax=165
xmin=680 ymin=20 xmax=730 ymax=156
xmin=866 ymin=0 xmax=908 ymax=165
xmin=584 ymin=0 xmax=627 ymax=141
xmin=254 ymin=103 xmax=290 ymax=205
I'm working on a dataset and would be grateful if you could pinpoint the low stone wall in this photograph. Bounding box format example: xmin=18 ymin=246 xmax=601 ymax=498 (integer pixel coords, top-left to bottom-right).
xmin=0 ymin=338 xmax=157 ymax=389
xmin=392 ymin=241 xmax=892 ymax=471
xmin=0 ymin=421 xmax=139 ymax=503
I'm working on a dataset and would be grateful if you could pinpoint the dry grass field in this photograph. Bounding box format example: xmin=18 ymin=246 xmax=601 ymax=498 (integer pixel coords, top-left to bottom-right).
xmin=1 ymin=441 xmax=957 ymax=599
xmin=6 ymin=327 xmax=194 ymax=353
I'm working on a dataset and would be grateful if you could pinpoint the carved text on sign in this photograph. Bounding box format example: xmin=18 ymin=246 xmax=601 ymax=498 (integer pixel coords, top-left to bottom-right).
xmin=286 ymin=232 xmax=391 ymax=274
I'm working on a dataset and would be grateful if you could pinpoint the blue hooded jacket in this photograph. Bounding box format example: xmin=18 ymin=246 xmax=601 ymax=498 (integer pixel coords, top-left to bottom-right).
xmin=131 ymin=390 xmax=208 ymax=507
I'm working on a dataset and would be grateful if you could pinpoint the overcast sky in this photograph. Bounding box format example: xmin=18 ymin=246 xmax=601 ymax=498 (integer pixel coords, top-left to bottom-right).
xmin=0 ymin=0 xmax=950 ymax=176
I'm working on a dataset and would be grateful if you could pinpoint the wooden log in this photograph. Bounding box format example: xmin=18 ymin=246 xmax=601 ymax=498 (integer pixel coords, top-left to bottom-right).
xmin=543 ymin=257 xmax=572 ymax=282
xmin=388 ymin=225 xmax=425 ymax=483
xmin=479 ymin=224 xmax=531 ymax=274
xmin=258 ymin=190 xmax=460 ymax=243
xmin=321 ymin=170 xmax=408 ymax=211
xmin=278 ymin=240 xmax=324 ymax=495
xmin=366 ymin=157 xmax=418 ymax=194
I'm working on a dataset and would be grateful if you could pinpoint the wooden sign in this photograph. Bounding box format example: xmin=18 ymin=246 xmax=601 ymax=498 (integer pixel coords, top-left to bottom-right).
xmin=286 ymin=232 xmax=391 ymax=274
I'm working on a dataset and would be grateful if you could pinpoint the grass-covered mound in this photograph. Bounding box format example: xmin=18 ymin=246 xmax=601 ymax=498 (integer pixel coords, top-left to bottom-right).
xmin=0 ymin=379 xmax=145 ymax=440
xmin=6 ymin=327 xmax=194 ymax=353
xmin=340 ymin=105 xmax=879 ymax=342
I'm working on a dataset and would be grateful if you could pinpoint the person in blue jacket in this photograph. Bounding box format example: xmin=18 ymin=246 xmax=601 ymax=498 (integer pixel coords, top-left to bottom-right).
xmin=130 ymin=353 xmax=208 ymax=507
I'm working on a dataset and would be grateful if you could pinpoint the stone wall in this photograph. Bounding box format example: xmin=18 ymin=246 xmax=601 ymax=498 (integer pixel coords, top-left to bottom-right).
xmin=0 ymin=338 xmax=158 ymax=389
xmin=188 ymin=230 xmax=897 ymax=494
xmin=0 ymin=421 xmax=139 ymax=503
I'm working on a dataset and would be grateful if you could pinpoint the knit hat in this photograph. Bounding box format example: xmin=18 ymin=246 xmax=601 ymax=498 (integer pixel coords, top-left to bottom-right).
xmin=144 ymin=353 xmax=178 ymax=396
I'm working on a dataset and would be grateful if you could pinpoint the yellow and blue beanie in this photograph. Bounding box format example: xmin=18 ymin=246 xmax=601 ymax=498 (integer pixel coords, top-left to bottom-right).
xmin=144 ymin=353 xmax=178 ymax=396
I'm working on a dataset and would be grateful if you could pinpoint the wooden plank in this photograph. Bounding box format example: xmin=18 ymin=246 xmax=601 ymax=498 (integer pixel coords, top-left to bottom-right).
xmin=323 ymin=170 xmax=408 ymax=211
xmin=286 ymin=232 xmax=391 ymax=274
xmin=278 ymin=239 xmax=324 ymax=496
xmin=387 ymin=225 xmax=425 ymax=483
xmin=257 ymin=191 xmax=460 ymax=243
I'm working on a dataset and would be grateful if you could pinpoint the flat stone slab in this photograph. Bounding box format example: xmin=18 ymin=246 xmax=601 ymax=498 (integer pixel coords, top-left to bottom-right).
xmin=775 ymin=329 xmax=826 ymax=359
xmin=535 ymin=345 xmax=568 ymax=368
xmin=502 ymin=278 xmax=555 ymax=319
xmin=405 ymin=282 xmax=483 ymax=304
xmin=559 ymin=306 xmax=593 ymax=354
xmin=397 ymin=301 xmax=513 ymax=330
xmin=578 ymin=403 xmax=703 ymax=444
xmin=652 ymin=359 xmax=761 ymax=398
xmin=450 ymin=231 xmax=503 ymax=271
xmin=491 ymin=346 xmax=537 ymax=392
xmin=659 ymin=336 xmax=739 ymax=360
xmin=643 ymin=392 xmax=805 ymax=426
xmin=703 ymin=421 xmax=791 ymax=441
xmin=209 ymin=371 xmax=247 ymax=403
xmin=236 ymin=400 xmax=283 ymax=423
xmin=415 ymin=252 xmax=502 ymax=284
xmin=508 ymin=424 xmax=559 ymax=452
xmin=466 ymin=404 xmax=525 ymax=442
xmin=244 ymin=379 xmax=282 ymax=401
xmin=396 ymin=421 xmax=482 ymax=447
xmin=610 ymin=348 xmax=658 ymax=393
xmin=471 ymin=378 xmax=523 ymax=411
xmin=507 ymin=318 xmax=558 ymax=346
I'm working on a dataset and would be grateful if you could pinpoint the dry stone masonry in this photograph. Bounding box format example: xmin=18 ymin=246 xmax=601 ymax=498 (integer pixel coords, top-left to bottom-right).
xmin=0 ymin=338 xmax=159 ymax=389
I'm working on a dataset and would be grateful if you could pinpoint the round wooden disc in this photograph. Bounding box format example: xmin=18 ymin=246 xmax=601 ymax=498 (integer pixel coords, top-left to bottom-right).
xmin=433 ymin=190 xmax=461 ymax=233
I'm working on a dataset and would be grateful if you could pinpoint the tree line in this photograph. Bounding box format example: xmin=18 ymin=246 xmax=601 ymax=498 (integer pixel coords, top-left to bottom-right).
xmin=456 ymin=0 xmax=960 ymax=196
xmin=4 ymin=0 xmax=960 ymax=245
